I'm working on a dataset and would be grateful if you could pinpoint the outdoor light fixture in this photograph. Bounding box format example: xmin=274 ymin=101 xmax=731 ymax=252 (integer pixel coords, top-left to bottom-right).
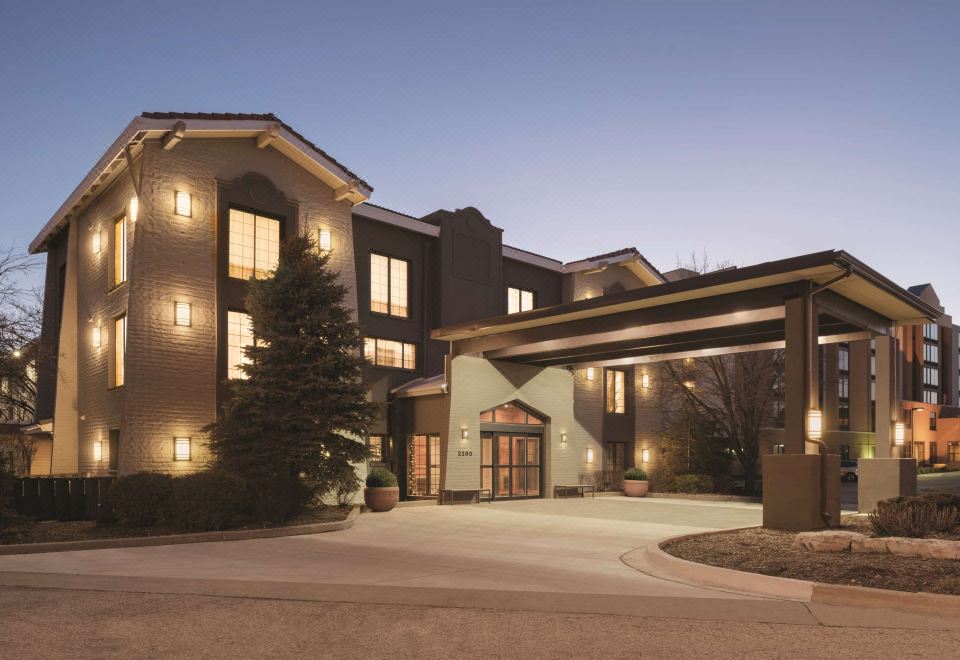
xmin=318 ymin=227 xmax=332 ymax=252
xmin=807 ymin=409 xmax=822 ymax=441
xmin=93 ymin=441 xmax=102 ymax=463
xmin=461 ymin=427 xmax=469 ymax=440
xmin=895 ymin=422 xmax=905 ymax=446
xmin=561 ymin=433 xmax=568 ymax=444
xmin=641 ymin=448 xmax=650 ymax=463
xmin=586 ymin=367 xmax=595 ymax=381
xmin=174 ymin=437 xmax=191 ymax=461
xmin=175 ymin=191 xmax=192 ymax=217
xmin=129 ymin=196 xmax=138 ymax=222
xmin=641 ymin=373 xmax=650 ymax=389
xmin=586 ymin=448 xmax=594 ymax=463
xmin=11 ymin=350 xmax=20 ymax=359
xmin=175 ymin=302 xmax=191 ymax=327
xmin=92 ymin=325 xmax=101 ymax=348
xmin=91 ymin=231 xmax=101 ymax=254
xmin=683 ymin=380 xmax=695 ymax=390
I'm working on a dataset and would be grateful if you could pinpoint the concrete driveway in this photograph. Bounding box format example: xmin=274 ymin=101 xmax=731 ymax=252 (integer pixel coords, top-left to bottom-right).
xmin=0 ymin=497 xmax=761 ymax=598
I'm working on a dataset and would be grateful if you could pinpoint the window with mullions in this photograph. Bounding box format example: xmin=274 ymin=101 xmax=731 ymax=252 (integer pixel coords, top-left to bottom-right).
xmin=227 ymin=311 xmax=255 ymax=379
xmin=409 ymin=434 xmax=439 ymax=497
xmin=949 ymin=442 xmax=960 ymax=463
xmin=838 ymin=346 xmax=849 ymax=372
xmin=113 ymin=216 xmax=127 ymax=286
xmin=924 ymin=343 xmax=939 ymax=363
xmin=507 ymin=287 xmax=535 ymax=314
xmin=605 ymin=369 xmax=626 ymax=414
xmin=923 ymin=324 xmax=939 ymax=341
xmin=364 ymin=337 xmax=416 ymax=370
xmin=924 ymin=366 xmax=939 ymax=387
xmin=368 ymin=435 xmax=387 ymax=462
xmin=838 ymin=376 xmax=849 ymax=399
xmin=924 ymin=389 xmax=938 ymax=404
xmin=228 ymin=208 xmax=280 ymax=280
xmin=370 ymin=254 xmax=408 ymax=317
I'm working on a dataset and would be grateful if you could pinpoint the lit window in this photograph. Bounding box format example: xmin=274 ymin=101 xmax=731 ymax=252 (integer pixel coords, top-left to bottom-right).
xmin=641 ymin=373 xmax=650 ymax=389
xmin=91 ymin=231 xmax=101 ymax=254
xmin=129 ymin=196 xmax=139 ymax=222
xmin=92 ymin=325 xmax=101 ymax=348
xmin=838 ymin=346 xmax=849 ymax=372
xmin=949 ymin=442 xmax=960 ymax=462
xmin=364 ymin=337 xmax=416 ymax=370
xmin=318 ymin=227 xmax=332 ymax=252
xmin=930 ymin=413 xmax=938 ymax=431
xmin=174 ymin=437 xmax=191 ymax=461
xmin=229 ymin=208 xmax=280 ymax=280
xmin=93 ymin=441 xmax=102 ymax=462
xmin=369 ymin=435 xmax=385 ymax=462
xmin=114 ymin=315 xmax=126 ymax=387
xmin=507 ymin=287 xmax=535 ymax=314
xmin=175 ymin=191 xmax=192 ymax=217
xmin=113 ymin=216 xmax=127 ymax=285
xmin=370 ymin=254 xmax=408 ymax=317
xmin=227 ymin=311 xmax=255 ymax=379
xmin=605 ymin=369 xmax=626 ymax=414
xmin=175 ymin=302 xmax=191 ymax=327
xmin=838 ymin=376 xmax=849 ymax=399
xmin=924 ymin=367 xmax=939 ymax=387
xmin=585 ymin=367 xmax=596 ymax=381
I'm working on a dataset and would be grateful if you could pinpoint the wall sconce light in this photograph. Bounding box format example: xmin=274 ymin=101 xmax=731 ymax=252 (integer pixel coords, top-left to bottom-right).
xmin=807 ymin=409 xmax=822 ymax=441
xmin=129 ymin=197 xmax=139 ymax=223
xmin=175 ymin=302 xmax=192 ymax=327
xmin=91 ymin=231 xmax=101 ymax=254
xmin=92 ymin=325 xmax=102 ymax=348
xmin=560 ymin=433 xmax=568 ymax=444
xmin=586 ymin=447 xmax=594 ymax=463
xmin=461 ymin=427 xmax=469 ymax=440
xmin=586 ymin=367 xmax=595 ymax=381
xmin=641 ymin=448 xmax=650 ymax=463
xmin=93 ymin=441 xmax=103 ymax=462
xmin=174 ymin=437 xmax=192 ymax=461
xmin=641 ymin=373 xmax=650 ymax=389
xmin=894 ymin=422 xmax=905 ymax=446
xmin=683 ymin=380 xmax=696 ymax=390
xmin=175 ymin=191 xmax=192 ymax=217
xmin=318 ymin=227 xmax=332 ymax=252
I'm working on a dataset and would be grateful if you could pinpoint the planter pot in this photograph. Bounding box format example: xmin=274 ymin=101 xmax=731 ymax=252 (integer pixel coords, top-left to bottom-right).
xmin=364 ymin=486 xmax=399 ymax=512
xmin=624 ymin=480 xmax=649 ymax=497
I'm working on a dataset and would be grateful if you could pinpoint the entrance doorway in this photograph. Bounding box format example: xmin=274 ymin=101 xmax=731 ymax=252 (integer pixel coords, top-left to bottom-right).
xmin=479 ymin=402 xmax=545 ymax=499
xmin=409 ymin=434 xmax=440 ymax=497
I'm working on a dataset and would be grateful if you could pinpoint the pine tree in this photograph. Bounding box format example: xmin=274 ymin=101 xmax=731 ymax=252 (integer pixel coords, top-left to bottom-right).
xmin=207 ymin=232 xmax=376 ymax=519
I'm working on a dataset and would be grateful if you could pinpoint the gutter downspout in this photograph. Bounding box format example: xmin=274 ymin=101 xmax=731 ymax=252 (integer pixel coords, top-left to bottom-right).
xmin=807 ymin=266 xmax=855 ymax=527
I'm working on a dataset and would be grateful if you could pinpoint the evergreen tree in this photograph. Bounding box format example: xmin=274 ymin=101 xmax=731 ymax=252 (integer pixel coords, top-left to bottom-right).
xmin=207 ymin=233 xmax=375 ymax=519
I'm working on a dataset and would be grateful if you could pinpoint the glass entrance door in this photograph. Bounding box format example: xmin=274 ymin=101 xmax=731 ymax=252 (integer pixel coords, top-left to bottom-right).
xmin=481 ymin=433 xmax=541 ymax=499
xmin=409 ymin=434 xmax=440 ymax=497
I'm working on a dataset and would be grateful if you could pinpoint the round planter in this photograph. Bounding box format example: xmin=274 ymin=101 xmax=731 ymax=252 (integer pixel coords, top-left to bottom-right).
xmin=364 ymin=486 xmax=399 ymax=512
xmin=624 ymin=480 xmax=649 ymax=497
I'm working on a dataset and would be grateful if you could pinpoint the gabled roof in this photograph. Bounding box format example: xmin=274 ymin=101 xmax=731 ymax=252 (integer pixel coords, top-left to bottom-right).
xmin=563 ymin=247 xmax=665 ymax=285
xmin=30 ymin=113 xmax=373 ymax=253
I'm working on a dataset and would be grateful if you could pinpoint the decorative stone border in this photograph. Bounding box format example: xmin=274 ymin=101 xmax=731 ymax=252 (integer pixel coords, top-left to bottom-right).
xmin=794 ymin=530 xmax=960 ymax=560
xmin=0 ymin=506 xmax=359 ymax=556
xmin=647 ymin=492 xmax=762 ymax=504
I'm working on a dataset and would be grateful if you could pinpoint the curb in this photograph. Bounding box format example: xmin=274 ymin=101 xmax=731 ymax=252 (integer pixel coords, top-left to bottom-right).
xmin=647 ymin=493 xmax=762 ymax=504
xmin=626 ymin=528 xmax=960 ymax=615
xmin=0 ymin=506 xmax=359 ymax=556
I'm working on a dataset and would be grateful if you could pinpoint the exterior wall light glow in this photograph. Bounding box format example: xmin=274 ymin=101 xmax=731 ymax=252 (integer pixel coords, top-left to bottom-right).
xmin=129 ymin=197 xmax=138 ymax=222
xmin=683 ymin=380 xmax=695 ymax=390
xmin=461 ymin=427 xmax=469 ymax=440
xmin=895 ymin=422 xmax=905 ymax=446
xmin=92 ymin=325 xmax=102 ymax=348
xmin=174 ymin=437 xmax=191 ymax=461
xmin=93 ymin=441 xmax=102 ymax=462
xmin=175 ymin=302 xmax=191 ymax=327
xmin=92 ymin=231 xmax=101 ymax=254
xmin=641 ymin=448 xmax=650 ymax=463
xmin=318 ymin=228 xmax=332 ymax=252
xmin=807 ymin=409 xmax=822 ymax=441
xmin=586 ymin=367 xmax=595 ymax=381
xmin=175 ymin=191 xmax=192 ymax=217
xmin=586 ymin=447 xmax=594 ymax=463
xmin=560 ymin=433 xmax=568 ymax=444
xmin=641 ymin=373 xmax=650 ymax=389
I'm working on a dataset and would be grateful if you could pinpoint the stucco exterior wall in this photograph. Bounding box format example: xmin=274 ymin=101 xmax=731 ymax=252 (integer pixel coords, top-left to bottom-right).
xmin=444 ymin=355 xmax=602 ymax=495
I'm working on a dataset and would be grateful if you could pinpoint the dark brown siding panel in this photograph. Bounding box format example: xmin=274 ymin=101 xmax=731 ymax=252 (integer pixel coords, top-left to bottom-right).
xmin=35 ymin=229 xmax=70 ymax=422
xmin=502 ymin=258 xmax=563 ymax=313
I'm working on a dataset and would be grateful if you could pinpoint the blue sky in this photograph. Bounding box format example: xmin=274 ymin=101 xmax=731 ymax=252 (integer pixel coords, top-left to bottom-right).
xmin=1 ymin=1 xmax=957 ymax=313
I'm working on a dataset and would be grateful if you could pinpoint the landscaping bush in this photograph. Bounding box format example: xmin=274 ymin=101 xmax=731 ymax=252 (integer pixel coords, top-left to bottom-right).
xmin=162 ymin=470 xmax=246 ymax=532
xmin=667 ymin=473 xmax=715 ymax=494
xmin=869 ymin=494 xmax=960 ymax=538
xmin=624 ymin=467 xmax=648 ymax=481
xmin=327 ymin=465 xmax=361 ymax=506
xmin=366 ymin=468 xmax=398 ymax=488
xmin=109 ymin=472 xmax=174 ymax=527
xmin=245 ymin=474 xmax=310 ymax=524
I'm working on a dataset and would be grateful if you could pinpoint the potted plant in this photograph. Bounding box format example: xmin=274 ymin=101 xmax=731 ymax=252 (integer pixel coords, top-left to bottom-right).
xmin=364 ymin=468 xmax=399 ymax=512
xmin=623 ymin=467 xmax=649 ymax=497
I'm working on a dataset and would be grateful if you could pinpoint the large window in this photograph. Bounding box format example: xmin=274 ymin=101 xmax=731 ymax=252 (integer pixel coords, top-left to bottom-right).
xmin=949 ymin=442 xmax=960 ymax=463
xmin=924 ymin=343 xmax=939 ymax=363
xmin=924 ymin=366 xmax=939 ymax=387
xmin=507 ymin=287 xmax=535 ymax=314
xmin=838 ymin=346 xmax=849 ymax=371
xmin=113 ymin=216 xmax=127 ymax=286
xmin=605 ymin=369 xmax=626 ymax=414
xmin=838 ymin=376 xmax=849 ymax=399
xmin=228 ymin=208 xmax=280 ymax=280
xmin=409 ymin=434 xmax=440 ymax=497
xmin=924 ymin=324 xmax=939 ymax=341
xmin=114 ymin=315 xmax=126 ymax=387
xmin=227 ymin=311 xmax=254 ymax=379
xmin=924 ymin=389 xmax=938 ymax=404
xmin=370 ymin=254 xmax=408 ymax=317
xmin=364 ymin=337 xmax=416 ymax=370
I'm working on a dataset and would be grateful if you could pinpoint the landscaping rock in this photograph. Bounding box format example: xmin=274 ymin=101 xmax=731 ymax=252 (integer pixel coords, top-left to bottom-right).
xmin=792 ymin=530 xmax=865 ymax=552
xmin=850 ymin=536 xmax=890 ymax=554
xmin=885 ymin=537 xmax=931 ymax=558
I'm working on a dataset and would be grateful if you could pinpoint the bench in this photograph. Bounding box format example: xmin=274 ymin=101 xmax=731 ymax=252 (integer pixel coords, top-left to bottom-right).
xmin=439 ymin=488 xmax=493 ymax=505
xmin=553 ymin=484 xmax=596 ymax=499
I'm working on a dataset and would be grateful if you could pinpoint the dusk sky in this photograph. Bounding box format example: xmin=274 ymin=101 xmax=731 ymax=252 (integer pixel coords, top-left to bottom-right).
xmin=1 ymin=1 xmax=957 ymax=312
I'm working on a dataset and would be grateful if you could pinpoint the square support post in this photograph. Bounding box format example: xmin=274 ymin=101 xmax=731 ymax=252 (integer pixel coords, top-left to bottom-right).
xmin=783 ymin=295 xmax=819 ymax=454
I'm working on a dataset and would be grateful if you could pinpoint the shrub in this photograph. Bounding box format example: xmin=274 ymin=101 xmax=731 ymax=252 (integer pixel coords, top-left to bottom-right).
xmin=668 ymin=473 xmax=715 ymax=494
xmin=869 ymin=494 xmax=960 ymax=538
xmin=366 ymin=468 xmax=398 ymax=488
xmin=624 ymin=467 xmax=648 ymax=481
xmin=245 ymin=474 xmax=310 ymax=524
xmin=162 ymin=470 xmax=246 ymax=531
xmin=109 ymin=472 xmax=174 ymax=527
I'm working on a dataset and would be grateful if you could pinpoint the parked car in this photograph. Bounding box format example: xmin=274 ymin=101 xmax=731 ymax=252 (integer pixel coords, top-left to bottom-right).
xmin=840 ymin=459 xmax=858 ymax=482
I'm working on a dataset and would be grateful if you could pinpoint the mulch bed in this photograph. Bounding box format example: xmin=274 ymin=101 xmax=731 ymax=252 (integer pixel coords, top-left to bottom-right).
xmin=663 ymin=515 xmax=960 ymax=595
xmin=0 ymin=506 xmax=352 ymax=546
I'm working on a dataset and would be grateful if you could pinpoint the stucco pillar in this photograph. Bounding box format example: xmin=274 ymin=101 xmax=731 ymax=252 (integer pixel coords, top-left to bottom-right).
xmin=783 ymin=295 xmax=819 ymax=454
xmin=874 ymin=334 xmax=895 ymax=458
